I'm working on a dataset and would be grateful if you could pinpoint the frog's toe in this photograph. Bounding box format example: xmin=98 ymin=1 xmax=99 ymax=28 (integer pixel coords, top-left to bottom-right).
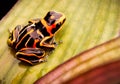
xmin=39 ymin=55 xmax=48 ymax=62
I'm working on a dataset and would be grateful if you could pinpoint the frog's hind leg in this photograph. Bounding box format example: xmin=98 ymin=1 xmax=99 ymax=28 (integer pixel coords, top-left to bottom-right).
xmin=7 ymin=25 xmax=22 ymax=47
xmin=16 ymin=48 xmax=47 ymax=65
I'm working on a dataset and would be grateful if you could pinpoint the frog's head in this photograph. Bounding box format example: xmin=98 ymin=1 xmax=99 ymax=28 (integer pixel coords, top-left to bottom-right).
xmin=41 ymin=11 xmax=66 ymax=36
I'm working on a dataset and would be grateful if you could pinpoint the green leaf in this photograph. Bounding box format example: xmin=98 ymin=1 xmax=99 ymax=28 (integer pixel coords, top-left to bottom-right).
xmin=0 ymin=0 xmax=120 ymax=84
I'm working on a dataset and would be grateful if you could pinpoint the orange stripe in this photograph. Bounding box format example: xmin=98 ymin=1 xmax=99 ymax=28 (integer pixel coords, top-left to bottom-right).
xmin=16 ymin=50 xmax=45 ymax=58
xmin=25 ymin=37 xmax=31 ymax=47
xmin=18 ymin=58 xmax=33 ymax=65
xmin=15 ymin=29 xmax=34 ymax=49
xmin=37 ymin=29 xmax=44 ymax=38
xmin=33 ymin=39 xmax=40 ymax=48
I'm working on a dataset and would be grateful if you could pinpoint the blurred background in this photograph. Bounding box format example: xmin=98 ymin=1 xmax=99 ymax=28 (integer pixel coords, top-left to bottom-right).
xmin=0 ymin=0 xmax=17 ymax=20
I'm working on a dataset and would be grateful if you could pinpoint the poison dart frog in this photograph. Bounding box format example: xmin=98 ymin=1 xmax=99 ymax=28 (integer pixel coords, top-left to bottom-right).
xmin=7 ymin=11 xmax=66 ymax=65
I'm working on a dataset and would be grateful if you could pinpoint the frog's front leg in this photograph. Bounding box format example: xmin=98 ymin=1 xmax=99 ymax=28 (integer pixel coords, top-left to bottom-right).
xmin=40 ymin=36 xmax=57 ymax=49
xmin=7 ymin=25 xmax=22 ymax=47
xmin=16 ymin=48 xmax=46 ymax=65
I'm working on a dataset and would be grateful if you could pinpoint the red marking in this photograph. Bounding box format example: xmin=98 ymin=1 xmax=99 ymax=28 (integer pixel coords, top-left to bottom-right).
xmin=41 ymin=19 xmax=56 ymax=36
xmin=47 ymin=24 xmax=56 ymax=36
xmin=33 ymin=39 xmax=39 ymax=48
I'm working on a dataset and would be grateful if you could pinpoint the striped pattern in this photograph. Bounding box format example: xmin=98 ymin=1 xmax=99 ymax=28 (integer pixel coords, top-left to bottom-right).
xmin=15 ymin=28 xmax=34 ymax=50
xmin=7 ymin=10 xmax=65 ymax=65
xmin=16 ymin=48 xmax=45 ymax=65
xmin=0 ymin=0 xmax=120 ymax=84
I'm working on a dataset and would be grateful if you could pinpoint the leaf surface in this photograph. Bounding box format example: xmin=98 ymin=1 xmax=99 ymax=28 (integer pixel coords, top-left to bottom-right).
xmin=0 ymin=0 xmax=120 ymax=84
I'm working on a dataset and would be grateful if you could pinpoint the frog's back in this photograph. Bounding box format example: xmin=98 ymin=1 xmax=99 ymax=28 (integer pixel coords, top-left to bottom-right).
xmin=14 ymin=23 xmax=43 ymax=51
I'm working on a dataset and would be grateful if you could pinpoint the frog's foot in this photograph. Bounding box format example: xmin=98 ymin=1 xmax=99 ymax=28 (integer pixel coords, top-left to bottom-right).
xmin=56 ymin=40 xmax=63 ymax=45
xmin=16 ymin=48 xmax=46 ymax=65
xmin=39 ymin=55 xmax=48 ymax=62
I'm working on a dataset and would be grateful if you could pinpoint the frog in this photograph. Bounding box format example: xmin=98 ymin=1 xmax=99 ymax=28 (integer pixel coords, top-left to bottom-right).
xmin=7 ymin=11 xmax=66 ymax=65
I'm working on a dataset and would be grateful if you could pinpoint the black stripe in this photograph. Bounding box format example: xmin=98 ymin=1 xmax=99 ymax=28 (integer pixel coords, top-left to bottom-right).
xmin=17 ymin=35 xmax=30 ymax=50
xmin=16 ymin=48 xmax=45 ymax=64
xmin=19 ymin=29 xmax=27 ymax=40
xmin=40 ymin=27 xmax=50 ymax=36
xmin=51 ymin=24 xmax=61 ymax=34
xmin=17 ymin=54 xmax=40 ymax=64
xmin=19 ymin=24 xmax=31 ymax=33
xmin=44 ymin=11 xmax=51 ymax=23
xmin=36 ymin=21 xmax=50 ymax=36
xmin=27 ymin=38 xmax=34 ymax=47
xmin=19 ymin=24 xmax=34 ymax=40
xmin=19 ymin=48 xmax=44 ymax=56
